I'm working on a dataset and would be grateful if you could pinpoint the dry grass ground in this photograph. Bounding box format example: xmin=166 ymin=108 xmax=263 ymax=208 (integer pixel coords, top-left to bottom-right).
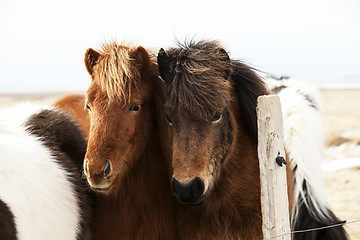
xmin=1 ymin=89 xmax=360 ymax=238
xmin=324 ymin=167 xmax=360 ymax=239
xmin=320 ymin=89 xmax=360 ymax=239
xmin=0 ymin=92 xmax=71 ymax=109
xmin=321 ymin=89 xmax=360 ymax=148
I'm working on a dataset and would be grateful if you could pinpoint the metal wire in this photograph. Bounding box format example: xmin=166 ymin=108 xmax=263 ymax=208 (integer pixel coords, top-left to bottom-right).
xmin=263 ymin=219 xmax=360 ymax=240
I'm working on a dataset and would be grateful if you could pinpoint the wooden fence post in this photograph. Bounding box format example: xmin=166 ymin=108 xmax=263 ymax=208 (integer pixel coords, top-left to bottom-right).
xmin=257 ymin=95 xmax=291 ymax=240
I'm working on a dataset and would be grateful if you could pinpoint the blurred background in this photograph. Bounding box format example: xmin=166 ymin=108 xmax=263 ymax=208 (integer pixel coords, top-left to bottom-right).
xmin=0 ymin=0 xmax=359 ymax=92
xmin=1 ymin=0 xmax=360 ymax=238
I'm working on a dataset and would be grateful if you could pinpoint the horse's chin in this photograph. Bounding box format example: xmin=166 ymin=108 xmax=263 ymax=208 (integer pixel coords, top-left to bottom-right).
xmin=87 ymin=173 xmax=120 ymax=194
xmin=87 ymin=178 xmax=115 ymax=193
xmin=176 ymin=192 xmax=207 ymax=206
xmin=90 ymin=183 xmax=113 ymax=193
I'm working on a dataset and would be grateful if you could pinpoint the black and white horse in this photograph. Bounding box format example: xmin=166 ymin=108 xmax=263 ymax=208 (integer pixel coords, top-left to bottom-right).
xmin=0 ymin=103 xmax=91 ymax=240
xmin=266 ymin=76 xmax=347 ymax=239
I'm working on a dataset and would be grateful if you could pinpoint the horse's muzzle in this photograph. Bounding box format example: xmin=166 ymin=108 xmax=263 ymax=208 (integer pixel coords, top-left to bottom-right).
xmin=83 ymin=159 xmax=114 ymax=192
xmin=171 ymin=177 xmax=206 ymax=205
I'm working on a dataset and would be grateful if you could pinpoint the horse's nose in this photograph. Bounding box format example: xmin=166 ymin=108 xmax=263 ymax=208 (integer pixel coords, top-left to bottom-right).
xmin=83 ymin=159 xmax=89 ymax=176
xmin=171 ymin=177 xmax=205 ymax=204
xmin=104 ymin=160 xmax=111 ymax=178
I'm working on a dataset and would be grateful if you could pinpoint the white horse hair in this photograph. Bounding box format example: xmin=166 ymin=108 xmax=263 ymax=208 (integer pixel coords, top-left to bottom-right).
xmin=265 ymin=76 xmax=347 ymax=240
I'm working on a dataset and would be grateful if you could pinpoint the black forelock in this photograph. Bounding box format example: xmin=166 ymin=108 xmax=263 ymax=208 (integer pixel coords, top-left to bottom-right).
xmin=163 ymin=40 xmax=232 ymax=119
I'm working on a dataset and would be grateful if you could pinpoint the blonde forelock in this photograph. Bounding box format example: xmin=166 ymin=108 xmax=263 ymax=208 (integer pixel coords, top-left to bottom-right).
xmin=93 ymin=41 xmax=142 ymax=104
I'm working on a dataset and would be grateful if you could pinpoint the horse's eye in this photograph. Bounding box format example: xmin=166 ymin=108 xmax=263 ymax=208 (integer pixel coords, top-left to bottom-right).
xmin=166 ymin=115 xmax=173 ymax=126
xmin=86 ymin=104 xmax=91 ymax=111
xmin=211 ymin=112 xmax=222 ymax=123
xmin=129 ymin=103 xmax=140 ymax=112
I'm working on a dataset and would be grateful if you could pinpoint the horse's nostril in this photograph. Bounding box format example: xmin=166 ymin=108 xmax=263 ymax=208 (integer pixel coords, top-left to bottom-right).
xmin=83 ymin=159 xmax=89 ymax=176
xmin=192 ymin=177 xmax=205 ymax=199
xmin=104 ymin=160 xmax=111 ymax=177
xmin=171 ymin=178 xmax=180 ymax=195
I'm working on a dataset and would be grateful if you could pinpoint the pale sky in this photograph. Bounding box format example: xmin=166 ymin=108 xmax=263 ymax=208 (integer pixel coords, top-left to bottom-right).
xmin=0 ymin=0 xmax=359 ymax=92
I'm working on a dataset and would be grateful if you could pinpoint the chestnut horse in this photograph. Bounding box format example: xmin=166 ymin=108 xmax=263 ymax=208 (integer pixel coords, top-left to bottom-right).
xmin=82 ymin=42 xmax=177 ymax=239
xmin=157 ymin=40 xmax=347 ymax=239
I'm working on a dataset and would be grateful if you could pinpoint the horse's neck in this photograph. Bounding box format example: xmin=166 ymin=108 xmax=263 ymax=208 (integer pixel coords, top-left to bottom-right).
xmin=119 ymin=132 xmax=171 ymax=199
xmin=91 ymin=129 xmax=175 ymax=239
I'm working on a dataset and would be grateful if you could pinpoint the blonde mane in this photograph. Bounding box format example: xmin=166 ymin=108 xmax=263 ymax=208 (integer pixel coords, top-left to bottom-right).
xmin=92 ymin=41 xmax=142 ymax=103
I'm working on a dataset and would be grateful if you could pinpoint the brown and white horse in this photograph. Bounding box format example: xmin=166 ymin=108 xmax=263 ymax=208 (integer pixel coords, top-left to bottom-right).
xmin=81 ymin=42 xmax=177 ymax=239
xmin=157 ymin=40 xmax=347 ymax=240
xmin=0 ymin=103 xmax=91 ymax=240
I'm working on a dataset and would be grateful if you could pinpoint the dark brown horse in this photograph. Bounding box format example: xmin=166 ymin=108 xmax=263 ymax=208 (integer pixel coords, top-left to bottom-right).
xmin=82 ymin=42 xmax=177 ymax=239
xmin=157 ymin=40 xmax=347 ymax=240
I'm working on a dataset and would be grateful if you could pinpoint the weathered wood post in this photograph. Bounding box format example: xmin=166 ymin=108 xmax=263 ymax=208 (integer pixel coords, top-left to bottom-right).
xmin=257 ymin=95 xmax=291 ymax=240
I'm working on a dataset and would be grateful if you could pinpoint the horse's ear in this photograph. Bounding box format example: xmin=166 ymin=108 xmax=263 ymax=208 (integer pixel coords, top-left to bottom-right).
xmin=157 ymin=48 xmax=170 ymax=85
xmin=135 ymin=46 xmax=150 ymax=71
xmin=84 ymin=48 xmax=101 ymax=76
xmin=216 ymin=48 xmax=231 ymax=80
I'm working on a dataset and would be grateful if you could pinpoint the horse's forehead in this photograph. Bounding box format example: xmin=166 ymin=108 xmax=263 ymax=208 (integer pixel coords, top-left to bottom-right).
xmin=167 ymin=101 xmax=225 ymax=123
xmin=166 ymin=84 xmax=230 ymax=120
xmin=86 ymin=82 xmax=101 ymax=101
xmin=164 ymin=60 xmax=231 ymax=120
xmin=87 ymin=80 xmax=147 ymax=104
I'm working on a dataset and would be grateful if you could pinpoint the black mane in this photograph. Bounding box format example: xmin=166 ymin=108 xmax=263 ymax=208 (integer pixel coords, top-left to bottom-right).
xmin=230 ymin=60 xmax=268 ymax=139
